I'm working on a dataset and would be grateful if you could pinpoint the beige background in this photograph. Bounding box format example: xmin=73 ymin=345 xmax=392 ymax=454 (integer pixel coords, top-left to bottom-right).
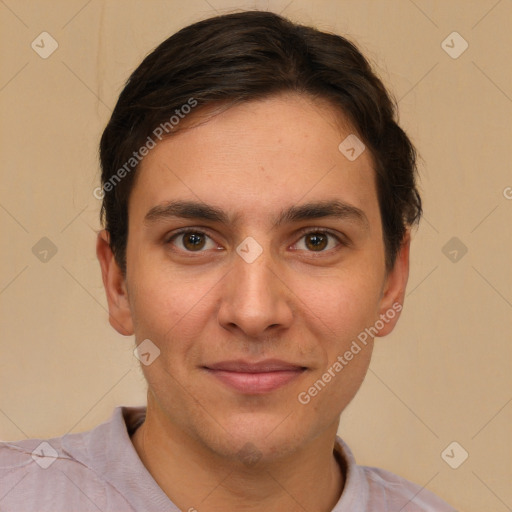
xmin=1 ymin=1 xmax=511 ymax=510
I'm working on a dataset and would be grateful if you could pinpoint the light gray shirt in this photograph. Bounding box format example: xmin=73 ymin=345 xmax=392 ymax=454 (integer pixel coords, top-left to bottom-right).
xmin=0 ymin=406 xmax=456 ymax=511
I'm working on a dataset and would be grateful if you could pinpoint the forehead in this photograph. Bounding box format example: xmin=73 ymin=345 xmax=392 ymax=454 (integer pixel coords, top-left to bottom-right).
xmin=129 ymin=93 xmax=380 ymax=230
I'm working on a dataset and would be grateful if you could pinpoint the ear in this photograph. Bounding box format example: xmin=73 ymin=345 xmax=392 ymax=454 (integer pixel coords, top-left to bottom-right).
xmin=96 ymin=229 xmax=134 ymax=336
xmin=375 ymin=229 xmax=411 ymax=337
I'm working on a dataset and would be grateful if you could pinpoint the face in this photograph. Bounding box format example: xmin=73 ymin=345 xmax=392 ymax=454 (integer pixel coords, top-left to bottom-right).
xmin=98 ymin=93 xmax=409 ymax=462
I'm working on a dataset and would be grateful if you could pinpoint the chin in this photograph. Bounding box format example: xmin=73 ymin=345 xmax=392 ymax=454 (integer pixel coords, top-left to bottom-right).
xmin=198 ymin=411 xmax=315 ymax=464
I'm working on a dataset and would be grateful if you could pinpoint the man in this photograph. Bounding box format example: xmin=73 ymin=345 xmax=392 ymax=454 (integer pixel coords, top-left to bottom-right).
xmin=0 ymin=10 xmax=455 ymax=511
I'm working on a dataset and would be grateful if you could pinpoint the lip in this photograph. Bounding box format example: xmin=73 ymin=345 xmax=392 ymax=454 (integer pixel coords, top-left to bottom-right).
xmin=204 ymin=359 xmax=306 ymax=394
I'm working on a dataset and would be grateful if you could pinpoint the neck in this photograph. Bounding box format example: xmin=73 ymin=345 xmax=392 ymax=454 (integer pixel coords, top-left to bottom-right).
xmin=131 ymin=403 xmax=344 ymax=512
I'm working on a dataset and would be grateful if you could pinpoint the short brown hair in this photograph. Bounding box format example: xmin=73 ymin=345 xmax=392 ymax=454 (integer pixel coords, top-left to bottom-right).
xmin=99 ymin=10 xmax=422 ymax=275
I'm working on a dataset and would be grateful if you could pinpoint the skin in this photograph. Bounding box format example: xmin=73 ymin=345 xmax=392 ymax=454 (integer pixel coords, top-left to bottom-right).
xmin=96 ymin=92 xmax=410 ymax=512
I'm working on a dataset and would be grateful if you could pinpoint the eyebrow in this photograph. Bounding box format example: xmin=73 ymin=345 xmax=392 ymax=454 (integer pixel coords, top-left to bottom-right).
xmin=144 ymin=199 xmax=369 ymax=230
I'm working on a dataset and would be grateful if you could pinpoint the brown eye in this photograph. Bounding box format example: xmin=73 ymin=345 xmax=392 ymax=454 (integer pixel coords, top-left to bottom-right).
xmin=293 ymin=230 xmax=342 ymax=253
xmin=305 ymin=233 xmax=328 ymax=251
xmin=182 ymin=232 xmax=206 ymax=251
xmin=167 ymin=230 xmax=217 ymax=252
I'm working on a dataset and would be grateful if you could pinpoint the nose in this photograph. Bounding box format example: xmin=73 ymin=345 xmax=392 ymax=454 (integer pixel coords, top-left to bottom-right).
xmin=217 ymin=244 xmax=294 ymax=339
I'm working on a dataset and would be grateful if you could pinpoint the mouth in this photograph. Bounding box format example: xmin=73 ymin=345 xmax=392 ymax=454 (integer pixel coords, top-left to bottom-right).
xmin=203 ymin=359 xmax=307 ymax=394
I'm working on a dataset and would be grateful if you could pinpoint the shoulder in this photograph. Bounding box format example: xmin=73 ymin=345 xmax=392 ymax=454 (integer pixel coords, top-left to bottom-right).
xmin=360 ymin=465 xmax=457 ymax=511
xmin=0 ymin=407 xmax=138 ymax=512
xmin=333 ymin=436 xmax=457 ymax=512
xmin=0 ymin=439 xmax=118 ymax=512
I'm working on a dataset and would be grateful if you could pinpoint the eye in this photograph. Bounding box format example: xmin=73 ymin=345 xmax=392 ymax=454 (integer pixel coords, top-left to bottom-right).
xmin=165 ymin=228 xmax=345 ymax=254
xmin=293 ymin=230 xmax=343 ymax=252
xmin=166 ymin=230 xmax=217 ymax=252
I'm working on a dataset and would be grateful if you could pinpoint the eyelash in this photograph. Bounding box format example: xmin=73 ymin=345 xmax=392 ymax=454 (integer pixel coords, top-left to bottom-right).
xmin=165 ymin=227 xmax=347 ymax=254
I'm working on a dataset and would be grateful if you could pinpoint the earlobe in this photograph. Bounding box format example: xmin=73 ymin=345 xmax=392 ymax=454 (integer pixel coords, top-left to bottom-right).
xmin=96 ymin=230 xmax=134 ymax=336
xmin=375 ymin=229 xmax=411 ymax=337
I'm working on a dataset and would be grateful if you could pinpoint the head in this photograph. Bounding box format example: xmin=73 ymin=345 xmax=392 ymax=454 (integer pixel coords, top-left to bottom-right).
xmin=97 ymin=11 xmax=421 ymax=462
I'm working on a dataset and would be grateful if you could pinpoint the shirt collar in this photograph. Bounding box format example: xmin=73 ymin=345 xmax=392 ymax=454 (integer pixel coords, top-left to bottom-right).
xmin=70 ymin=406 xmax=368 ymax=512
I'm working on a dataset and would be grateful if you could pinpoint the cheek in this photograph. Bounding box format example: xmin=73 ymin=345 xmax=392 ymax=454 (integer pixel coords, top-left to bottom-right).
xmin=127 ymin=257 xmax=215 ymax=349
xmin=292 ymin=268 xmax=382 ymax=345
